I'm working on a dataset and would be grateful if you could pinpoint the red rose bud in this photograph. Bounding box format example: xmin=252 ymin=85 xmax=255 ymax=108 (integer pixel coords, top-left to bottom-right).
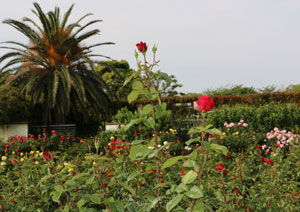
xmin=208 ymin=135 xmax=213 ymax=138
xmin=15 ymin=149 xmax=20 ymax=152
xmin=160 ymin=180 xmax=164 ymax=183
xmin=270 ymin=162 xmax=274 ymax=166
xmin=196 ymin=96 xmax=215 ymax=112
xmin=4 ymin=149 xmax=8 ymax=154
xmin=136 ymin=41 xmax=147 ymax=53
xmin=102 ymin=184 xmax=107 ymax=188
xmin=150 ymin=169 xmax=156 ymax=173
xmin=226 ymin=153 xmax=231 ymax=158
xmin=140 ymin=183 xmax=144 ymax=187
xmin=5 ymin=144 xmax=8 ymax=148
xmin=234 ymin=188 xmax=238 ymax=195
xmin=256 ymin=145 xmax=261 ymax=150
xmin=260 ymin=157 xmax=264 ymax=162
xmin=75 ymin=187 xmax=79 ymax=191
xmin=72 ymin=171 xmax=76 ymax=176
xmin=42 ymin=152 xmax=52 ymax=161
xmin=266 ymin=159 xmax=271 ymax=164
xmin=51 ymin=130 xmax=56 ymax=135
xmin=12 ymin=159 xmax=17 ymax=164
xmin=11 ymin=200 xmax=16 ymax=204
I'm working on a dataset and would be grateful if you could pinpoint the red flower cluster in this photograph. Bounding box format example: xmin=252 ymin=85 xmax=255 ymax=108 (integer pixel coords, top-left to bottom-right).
xmin=196 ymin=96 xmax=215 ymax=112
xmin=108 ymin=138 xmax=128 ymax=155
xmin=214 ymin=163 xmax=229 ymax=175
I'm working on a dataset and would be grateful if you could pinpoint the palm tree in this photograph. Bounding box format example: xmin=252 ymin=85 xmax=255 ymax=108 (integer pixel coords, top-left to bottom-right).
xmin=0 ymin=2 xmax=115 ymax=124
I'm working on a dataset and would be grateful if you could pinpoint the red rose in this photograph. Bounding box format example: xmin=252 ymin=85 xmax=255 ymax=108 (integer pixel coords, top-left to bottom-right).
xmin=15 ymin=149 xmax=20 ymax=152
xmin=260 ymin=157 xmax=264 ymax=162
xmin=42 ymin=152 xmax=52 ymax=161
xmin=256 ymin=145 xmax=261 ymax=150
xmin=223 ymin=170 xmax=229 ymax=175
xmin=266 ymin=159 xmax=271 ymax=164
xmin=140 ymin=183 xmax=144 ymax=187
xmin=102 ymin=184 xmax=107 ymax=188
xmin=4 ymin=149 xmax=8 ymax=154
xmin=75 ymin=187 xmax=79 ymax=191
xmin=150 ymin=169 xmax=156 ymax=173
xmin=215 ymin=163 xmax=225 ymax=172
xmin=72 ymin=171 xmax=76 ymax=176
xmin=136 ymin=41 xmax=147 ymax=53
xmin=196 ymin=96 xmax=215 ymax=112
xmin=51 ymin=130 xmax=56 ymax=135
xmin=270 ymin=162 xmax=274 ymax=166
xmin=226 ymin=153 xmax=231 ymax=158
xmin=5 ymin=144 xmax=8 ymax=148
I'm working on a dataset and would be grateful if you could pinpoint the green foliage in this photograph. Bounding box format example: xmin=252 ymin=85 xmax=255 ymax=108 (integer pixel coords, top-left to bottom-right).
xmin=0 ymin=2 xmax=114 ymax=124
xmin=203 ymin=85 xmax=257 ymax=96
xmin=285 ymin=84 xmax=300 ymax=92
xmin=0 ymin=85 xmax=30 ymax=124
xmin=208 ymin=103 xmax=300 ymax=132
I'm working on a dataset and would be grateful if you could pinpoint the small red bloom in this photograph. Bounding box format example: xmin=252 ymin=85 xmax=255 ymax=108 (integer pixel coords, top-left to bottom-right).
xmin=11 ymin=159 xmax=17 ymax=164
xmin=30 ymin=134 xmax=34 ymax=138
xmin=15 ymin=149 xmax=20 ymax=152
xmin=80 ymin=141 xmax=83 ymax=144
xmin=140 ymin=183 xmax=144 ymax=187
xmin=162 ymin=152 xmax=165 ymax=156
xmin=5 ymin=144 xmax=8 ymax=148
xmin=160 ymin=180 xmax=164 ymax=183
xmin=181 ymin=172 xmax=184 ymax=175
xmin=75 ymin=187 xmax=79 ymax=191
xmin=226 ymin=153 xmax=231 ymax=158
xmin=72 ymin=171 xmax=76 ymax=176
xmin=208 ymin=135 xmax=213 ymax=138
xmin=234 ymin=188 xmax=238 ymax=195
xmin=42 ymin=152 xmax=52 ymax=161
xmin=4 ymin=149 xmax=8 ymax=154
xmin=275 ymin=145 xmax=278 ymax=148
xmin=10 ymin=142 xmax=14 ymax=145
xmin=51 ymin=130 xmax=56 ymax=135
xmin=11 ymin=200 xmax=16 ymax=204
xmin=102 ymin=184 xmax=107 ymax=188
xmin=215 ymin=163 xmax=225 ymax=172
xmin=270 ymin=162 xmax=274 ymax=166
xmin=67 ymin=137 xmax=70 ymax=141
xmin=260 ymin=157 xmax=264 ymax=162
xmin=136 ymin=41 xmax=147 ymax=53
xmin=256 ymin=145 xmax=261 ymax=150
xmin=267 ymin=203 xmax=271 ymax=207
xmin=266 ymin=159 xmax=271 ymax=164
xmin=38 ymin=134 xmax=41 ymax=138
xmin=150 ymin=169 xmax=156 ymax=173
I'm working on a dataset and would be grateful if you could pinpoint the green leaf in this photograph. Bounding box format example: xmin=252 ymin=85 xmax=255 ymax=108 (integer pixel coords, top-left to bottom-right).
xmin=183 ymin=160 xmax=197 ymax=168
xmin=52 ymin=191 xmax=62 ymax=202
xmin=207 ymin=128 xmax=222 ymax=136
xmin=129 ymin=144 xmax=151 ymax=160
xmin=128 ymin=90 xmax=139 ymax=103
xmin=142 ymin=104 xmax=153 ymax=115
xmin=186 ymin=186 xmax=203 ymax=199
xmin=62 ymin=204 xmax=70 ymax=212
xmin=175 ymin=183 xmax=188 ymax=193
xmin=123 ymin=75 xmax=134 ymax=87
xmin=87 ymin=194 xmax=102 ymax=204
xmin=54 ymin=184 xmax=65 ymax=192
xmin=147 ymin=117 xmax=155 ymax=128
xmin=182 ymin=170 xmax=197 ymax=185
xmin=108 ymin=201 xmax=125 ymax=212
xmin=124 ymin=119 xmax=139 ymax=131
xmin=37 ymin=174 xmax=55 ymax=186
xmin=162 ymin=156 xmax=185 ymax=170
xmin=201 ymin=141 xmax=211 ymax=150
xmin=185 ymin=138 xmax=200 ymax=146
xmin=132 ymin=81 xmax=144 ymax=90
xmin=166 ymin=194 xmax=184 ymax=212
xmin=188 ymin=151 xmax=198 ymax=160
xmin=211 ymin=143 xmax=228 ymax=156
xmin=193 ymin=201 xmax=205 ymax=212
xmin=77 ymin=198 xmax=86 ymax=209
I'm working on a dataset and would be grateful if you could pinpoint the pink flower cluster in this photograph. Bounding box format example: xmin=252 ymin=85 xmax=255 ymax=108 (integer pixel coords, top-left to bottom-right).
xmin=266 ymin=127 xmax=299 ymax=149
xmin=224 ymin=120 xmax=248 ymax=128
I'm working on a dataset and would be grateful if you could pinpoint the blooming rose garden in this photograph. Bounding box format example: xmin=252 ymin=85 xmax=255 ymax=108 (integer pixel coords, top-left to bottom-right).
xmin=0 ymin=41 xmax=299 ymax=212
xmin=0 ymin=3 xmax=300 ymax=212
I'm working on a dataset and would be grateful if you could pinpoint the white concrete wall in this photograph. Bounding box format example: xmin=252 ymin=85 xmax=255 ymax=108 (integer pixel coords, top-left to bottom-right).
xmin=0 ymin=124 xmax=28 ymax=142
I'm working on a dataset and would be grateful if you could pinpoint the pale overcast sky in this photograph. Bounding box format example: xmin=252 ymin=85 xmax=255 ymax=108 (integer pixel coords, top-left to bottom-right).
xmin=1 ymin=0 xmax=300 ymax=93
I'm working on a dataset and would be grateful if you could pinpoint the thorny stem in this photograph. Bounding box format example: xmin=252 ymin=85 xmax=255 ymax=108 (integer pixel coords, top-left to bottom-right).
xmin=238 ymin=153 xmax=247 ymax=212
xmin=221 ymin=173 xmax=229 ymax=212
xmin=142 ymin=54 xmax=161 ymax=211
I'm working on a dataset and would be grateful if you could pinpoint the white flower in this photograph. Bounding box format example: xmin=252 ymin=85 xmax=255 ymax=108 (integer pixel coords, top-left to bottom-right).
xmin=148 ymin=146 xmax=154 ymax=150
xmin=184 ymin=146 xmax=189 ymax=150
xmin=187 ymin=147 xmax=192 ymax=151
xmin=164 ymin=141 xmax=168 ymax=145
xmin=157 ymin=144 xmax=161 ymax=148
